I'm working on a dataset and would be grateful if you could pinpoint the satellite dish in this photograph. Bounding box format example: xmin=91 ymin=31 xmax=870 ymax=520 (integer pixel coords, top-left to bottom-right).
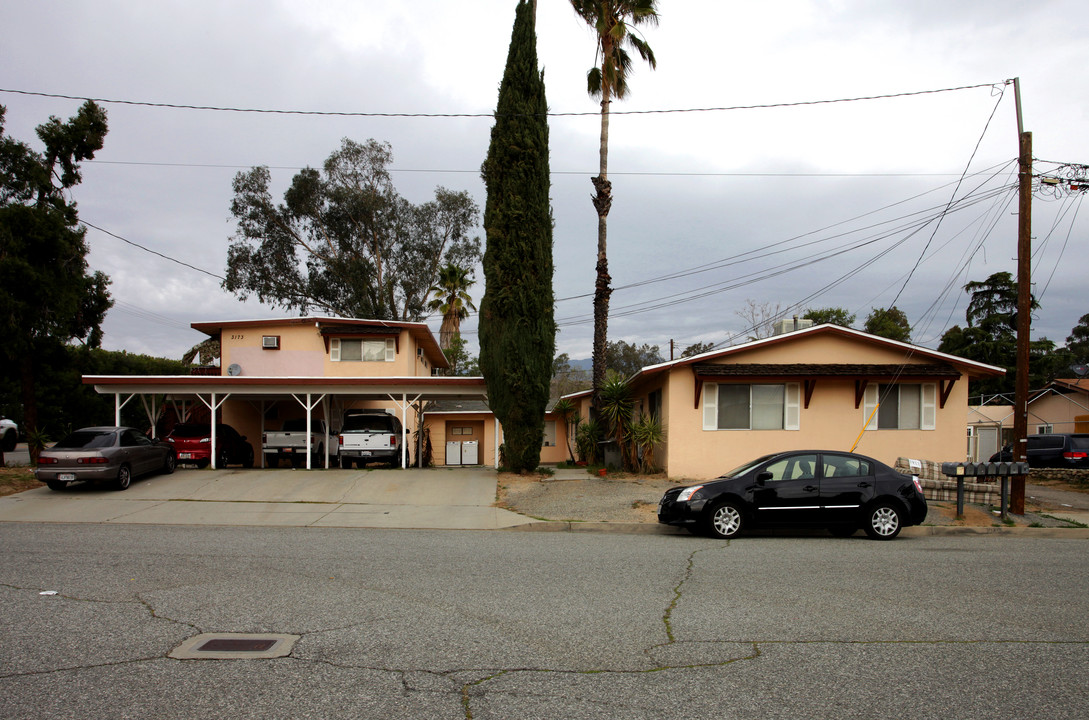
xmin=1072 ymin=365 xmax=1089 ymax=378
xmin=227 ymin=363 xmax=242 ymax=376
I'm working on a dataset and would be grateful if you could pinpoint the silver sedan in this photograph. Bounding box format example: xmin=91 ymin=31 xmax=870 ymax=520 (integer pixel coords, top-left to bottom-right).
xmin=35 ymin=426 xmax=176 ymax=491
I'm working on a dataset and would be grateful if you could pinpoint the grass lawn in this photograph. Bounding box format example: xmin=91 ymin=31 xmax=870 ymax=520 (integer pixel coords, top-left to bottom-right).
xmin=0 ymin=466 xmax=42 ymax=497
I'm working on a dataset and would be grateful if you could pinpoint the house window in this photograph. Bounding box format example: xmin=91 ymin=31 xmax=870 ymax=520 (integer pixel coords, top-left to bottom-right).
xmin=450 ymin=426 xmax=474 ymax=436
xmin=702 ymin=383 xmax=800 ymax=431
xmin=864 ymin=383 xmax=936 ymax=430
xmin=330 ymin=338 xmax=395 ymax=362
xmin=648 ymin=389 xmax=662 ymax=421
xmin=542 ymin=421 xmax=557 ymax=447
xmin=1036 ymin=424 xmax=1053 ymax=434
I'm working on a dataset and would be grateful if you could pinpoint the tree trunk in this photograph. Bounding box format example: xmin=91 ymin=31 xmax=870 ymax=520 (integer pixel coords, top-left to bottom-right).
xmin=19 ymin=353 xmax=39 ymax=464
xmin=591 ymin=93 xmax=613 ymax=420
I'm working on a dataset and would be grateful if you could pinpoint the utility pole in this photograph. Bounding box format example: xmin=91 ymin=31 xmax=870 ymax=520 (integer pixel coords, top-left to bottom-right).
xmin=1012 ymin=78 xmax=1031 ymax=515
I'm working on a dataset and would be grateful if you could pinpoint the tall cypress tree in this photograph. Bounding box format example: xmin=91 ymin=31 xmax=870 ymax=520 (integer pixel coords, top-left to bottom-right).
xmin=479 ymin=0 xmax=555 ymax=473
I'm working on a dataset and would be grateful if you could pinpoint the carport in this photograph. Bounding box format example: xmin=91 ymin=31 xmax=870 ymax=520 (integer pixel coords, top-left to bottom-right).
xmin=83 ymin=375 xmax=490 ymax=470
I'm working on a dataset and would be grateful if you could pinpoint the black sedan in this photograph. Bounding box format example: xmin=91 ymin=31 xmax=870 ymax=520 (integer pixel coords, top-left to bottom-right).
xmin=35 ymin=426 xmax=176 ymax=491
xmin=658 ymin=450 xmax=927 ymax=540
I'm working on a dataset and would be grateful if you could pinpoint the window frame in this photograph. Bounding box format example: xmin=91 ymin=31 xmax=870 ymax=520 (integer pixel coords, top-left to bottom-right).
xmin=702 ymin=382 xmax=800 ymax=431
xmin=330 ymin=337 xmax=396 ymax=363
xmin=864 ymin=383 xmax=936 ymax=430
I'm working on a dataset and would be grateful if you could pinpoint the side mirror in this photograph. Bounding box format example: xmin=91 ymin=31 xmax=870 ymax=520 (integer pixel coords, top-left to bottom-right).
xmin=755 ymin=471 xmax=772 ymax=485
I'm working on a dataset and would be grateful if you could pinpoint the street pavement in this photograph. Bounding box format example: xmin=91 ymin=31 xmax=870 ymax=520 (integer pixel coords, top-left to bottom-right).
xmin=0 ymin=522 xmax=1086 ymax=719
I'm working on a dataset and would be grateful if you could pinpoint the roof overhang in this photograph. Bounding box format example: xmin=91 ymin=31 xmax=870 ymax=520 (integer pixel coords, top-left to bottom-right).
xmin=83 ymin=375 xmax=487 ymax=402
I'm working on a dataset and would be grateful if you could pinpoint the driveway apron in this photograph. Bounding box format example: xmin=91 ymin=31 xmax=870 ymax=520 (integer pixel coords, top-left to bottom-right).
xmin=0 ymin=467 xmax=537 ymax=530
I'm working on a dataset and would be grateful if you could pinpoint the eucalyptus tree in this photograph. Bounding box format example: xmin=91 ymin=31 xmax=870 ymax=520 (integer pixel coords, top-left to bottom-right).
xmin=570 ymin=0 xmax=659 ymax=418
xmin=226 ymin=138 xmax=480 ymax=321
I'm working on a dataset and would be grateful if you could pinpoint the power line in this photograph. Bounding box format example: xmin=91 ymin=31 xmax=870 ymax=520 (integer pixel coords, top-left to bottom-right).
xmin=0 ymin=81 xmax=1006 ymax=119
xmin=81 ymin=220 xmax=225 ymax=280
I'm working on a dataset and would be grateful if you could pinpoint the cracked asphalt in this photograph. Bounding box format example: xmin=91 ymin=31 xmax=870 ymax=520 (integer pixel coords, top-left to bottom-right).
xmin=1 ymin=522 xmax=1087 ymax=719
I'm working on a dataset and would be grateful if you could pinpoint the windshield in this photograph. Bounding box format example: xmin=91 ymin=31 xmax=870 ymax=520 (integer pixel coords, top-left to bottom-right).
xmin=718 ymin=454 xmax=776 ymax=478
xmin=54 ymin=430 xmax=116 ymax=449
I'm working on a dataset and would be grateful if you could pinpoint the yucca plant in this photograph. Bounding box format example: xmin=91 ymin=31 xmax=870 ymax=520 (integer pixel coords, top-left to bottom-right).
xmin=575 ymin=417 xmax=602 ymax=465
xmin=627 ymin=413 xmax=664 ymax=473
xmin=551 ymin=397 xmax=579 ymax=463
xmin=599 ymin=371 xmax=635 ymax=470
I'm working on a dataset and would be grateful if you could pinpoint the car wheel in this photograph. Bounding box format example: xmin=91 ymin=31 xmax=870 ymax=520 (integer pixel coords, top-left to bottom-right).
xmin=340 ymin=456 xmax=352 ymax=470
xmin=1 ymin=431 xmax=15 ymax=452
xmin=864 ymin=502 xmax=902 ymax=540
xmin=828 ymin=525 xmax=857 ymax=538
xmin=705 ymin=501 xmax=744 ymax=539
xmin=264 ymin=454 xmax=278 ymax=469
xmin=242 ymin=445 xmax=254 ymax=469
xmin=314 ymin=444 xmax=324 ymax=467
xmin=46 ymin=480 xmax=68 ymax=491
xmin=115 ymin=465 xmax=132 ymax=491
xmin=163 ymin=453 xmax=176 ymax=475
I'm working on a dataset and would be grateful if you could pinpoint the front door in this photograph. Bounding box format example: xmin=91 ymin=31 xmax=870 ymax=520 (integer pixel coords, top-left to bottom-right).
xmin=751 ymin=453 xmax=820 ymax=525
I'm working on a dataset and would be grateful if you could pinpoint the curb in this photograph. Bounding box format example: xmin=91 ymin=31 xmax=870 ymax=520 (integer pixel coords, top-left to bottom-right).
xmin=503 ymin=520 xmax=1089 ymax=538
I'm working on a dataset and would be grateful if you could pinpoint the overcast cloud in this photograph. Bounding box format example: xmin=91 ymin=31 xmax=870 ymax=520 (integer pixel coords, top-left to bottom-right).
xmin=2 ymin=0 xmax=1087 ymax=364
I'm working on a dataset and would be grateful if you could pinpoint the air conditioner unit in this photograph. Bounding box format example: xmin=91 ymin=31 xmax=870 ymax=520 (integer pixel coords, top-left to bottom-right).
xmin=262 ymin=335 xmax=280 ymax=349
xmin=772 ymin=318 xmax=814 ymax=336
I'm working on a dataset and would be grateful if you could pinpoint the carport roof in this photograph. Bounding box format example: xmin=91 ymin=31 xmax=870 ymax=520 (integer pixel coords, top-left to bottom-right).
xmin=83 ymin=375 xmax=488 ymax=401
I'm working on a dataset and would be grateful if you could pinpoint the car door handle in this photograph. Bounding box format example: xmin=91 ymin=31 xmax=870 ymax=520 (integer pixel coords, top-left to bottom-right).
xmin=804 ymin=485 xmax=817 ymax=493
xmin=857 ymin=481 xmax=871 ymax=488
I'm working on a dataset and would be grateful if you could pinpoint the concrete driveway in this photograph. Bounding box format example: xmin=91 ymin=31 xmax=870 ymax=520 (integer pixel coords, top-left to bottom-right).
xmin=0 ymin=466 xmax=538 ymax=530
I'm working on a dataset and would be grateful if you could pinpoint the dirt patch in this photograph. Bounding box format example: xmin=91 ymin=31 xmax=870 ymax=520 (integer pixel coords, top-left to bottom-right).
xmin=0 ymin=467 xmax=42 ymax=497
xmin=497 ymin=471 xmax=678 ymax=523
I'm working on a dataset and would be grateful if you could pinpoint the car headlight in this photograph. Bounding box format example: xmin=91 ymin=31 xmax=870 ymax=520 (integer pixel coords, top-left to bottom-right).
xmin=677 ymin=485 xmax=704 ymax=503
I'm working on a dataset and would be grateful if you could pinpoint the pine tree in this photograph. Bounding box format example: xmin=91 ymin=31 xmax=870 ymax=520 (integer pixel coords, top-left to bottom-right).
xmin=479 ymin=0 xmax=555 ymax=473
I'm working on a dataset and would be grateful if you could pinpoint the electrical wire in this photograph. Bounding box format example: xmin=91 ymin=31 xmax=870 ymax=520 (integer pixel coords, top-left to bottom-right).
xmin=80 ymin=220 xmax=226 ymax=280
xmin=0 ymin=82 xmax=1006 ymax=118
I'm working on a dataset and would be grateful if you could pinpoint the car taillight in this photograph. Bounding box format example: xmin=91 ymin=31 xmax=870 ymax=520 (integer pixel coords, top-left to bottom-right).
xmin=1064 ymin=451 xmax=1087 ymax=460
xmin=338 ymin=435 xmax=344 ymax=446
xmin=262 ymin=433 xmax=267 ymax=444
xmin=390 ymin=435 xmax=398 ymax=447
xmin=77 ymin=457 xmax=109 ymax=465
xmin=912 ymin=477 xmax=924 ymax=494
xmin=38 ymin=456 xmax=58 ymax=465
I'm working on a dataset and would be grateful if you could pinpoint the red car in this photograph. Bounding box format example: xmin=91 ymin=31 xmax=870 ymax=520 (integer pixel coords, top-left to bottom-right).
xmin=165 ymin=423 xmax=254 ymax=468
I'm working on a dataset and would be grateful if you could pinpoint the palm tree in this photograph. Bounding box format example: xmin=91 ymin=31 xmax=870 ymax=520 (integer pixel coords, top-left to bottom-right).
xmin=426 ymin=264 xmax=477 ymax=351
xmin=570 ymin=0 xmax=659 ymax=418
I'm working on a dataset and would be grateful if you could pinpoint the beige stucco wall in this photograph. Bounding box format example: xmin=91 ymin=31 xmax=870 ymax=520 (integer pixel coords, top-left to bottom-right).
xmin=659 ymin=333 xmax=976 ymax=480
xmin=1027 ymin=392 xmax=1089 ymax=433
xmin=219 ymin=323 xmax=429 ymax=378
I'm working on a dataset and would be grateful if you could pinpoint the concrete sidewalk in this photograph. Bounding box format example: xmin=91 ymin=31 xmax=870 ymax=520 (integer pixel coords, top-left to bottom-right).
xmin=0 ymin=467 xmax=539 ymax=530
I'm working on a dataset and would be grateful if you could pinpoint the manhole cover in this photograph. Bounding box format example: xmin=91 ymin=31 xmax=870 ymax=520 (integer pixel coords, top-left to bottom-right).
xmin=170 ymin=633 xmax=299 ymax=660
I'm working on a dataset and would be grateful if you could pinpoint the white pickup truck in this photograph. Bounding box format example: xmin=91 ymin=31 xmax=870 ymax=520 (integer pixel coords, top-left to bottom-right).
xmin=337 ymin=410 xmax=404 ymax=469
xmin=262 ymin=418 xmax=329 ymax=468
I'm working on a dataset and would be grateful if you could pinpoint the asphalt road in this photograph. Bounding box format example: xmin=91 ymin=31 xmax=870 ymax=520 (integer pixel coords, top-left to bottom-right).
xmin=1 ymin=523 xmax=1086 ymax=719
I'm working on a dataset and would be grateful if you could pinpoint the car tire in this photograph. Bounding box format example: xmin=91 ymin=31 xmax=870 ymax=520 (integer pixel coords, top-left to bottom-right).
xmin=242 ymin=445 xmax=254 ymax=469
xmin=314 ymin=444 xmax=324 ymax=468
xmin=46 ymin=480 xmax=68 ymax=491
xmin=115 ymin=465 xmax=132 ymax=491
xmin=705 ymin=501 xmax=744 ymax=539
xmin=864 ymin=502 xmax=903 ymax=540
xmin=163 ymin=453 xmax=176 ymax=475
xmin=1 ymin=431 xmax=15 ymax=452
xmin=340 ymin=456 xmax=352 ymax=470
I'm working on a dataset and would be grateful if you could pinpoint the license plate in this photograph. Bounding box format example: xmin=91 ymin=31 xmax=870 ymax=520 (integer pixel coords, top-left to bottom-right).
xmin=59 ymin=473 xmax=76 ymax=482
xmin=179 ymin=453 xmax=193 ymax=459
xmin=283 ymin=448 xmax=293 ymax=453
xmin=360 ymin=451 xmax=372 ymax=456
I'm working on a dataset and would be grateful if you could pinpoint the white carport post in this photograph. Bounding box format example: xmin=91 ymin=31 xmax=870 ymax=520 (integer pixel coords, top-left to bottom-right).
xmin=196 ymin=392 xmax=230 ymax=469
xmin=291 ymin=393 xmax=326 ymax=470
xmin=387 ymin=392 xmax=420 ymax=469
xmin=139 ymin=394 xmax=160 ymax=438
xmin=114 ymin=393 xmax=137 ymax=427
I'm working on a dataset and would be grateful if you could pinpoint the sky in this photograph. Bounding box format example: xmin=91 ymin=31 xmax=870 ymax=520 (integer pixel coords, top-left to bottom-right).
xmin=2 ymin=0 xmax=1088 ymax=366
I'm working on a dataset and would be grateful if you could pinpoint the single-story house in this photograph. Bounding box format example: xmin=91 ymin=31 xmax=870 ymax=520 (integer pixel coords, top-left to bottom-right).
xmin=566 ymin=324 xmax=1005 ymax=480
